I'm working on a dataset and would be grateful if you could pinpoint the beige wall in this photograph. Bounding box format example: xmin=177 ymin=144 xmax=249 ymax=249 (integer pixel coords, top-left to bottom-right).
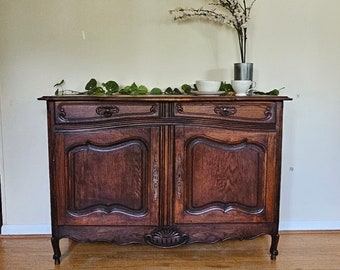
xmin=0 ymin=0 xmax=339 ymax=233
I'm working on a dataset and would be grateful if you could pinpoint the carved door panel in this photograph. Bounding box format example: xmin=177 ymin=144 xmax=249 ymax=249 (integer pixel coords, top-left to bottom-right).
xmin=55 ymin=127 xmax=160 ymax=226
xmin=174 ymin=126 xmax=277 ymax=224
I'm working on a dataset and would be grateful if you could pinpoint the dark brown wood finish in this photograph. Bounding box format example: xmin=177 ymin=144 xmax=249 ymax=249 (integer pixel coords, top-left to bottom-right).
xmin=0 ymin=181 xmax=2 ymax=234
xmin=39 ymin=95 xmax=291 ymax=264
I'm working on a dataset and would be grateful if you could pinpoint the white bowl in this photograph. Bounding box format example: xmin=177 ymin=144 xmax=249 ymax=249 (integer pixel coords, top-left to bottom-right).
xmin=196 ymin=80 xmax=221 ymax=93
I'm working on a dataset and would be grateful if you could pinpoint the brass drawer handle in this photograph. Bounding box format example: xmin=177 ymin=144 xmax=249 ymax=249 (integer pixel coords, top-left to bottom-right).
xmin=96 ymin=106 xmax=119 ymax=117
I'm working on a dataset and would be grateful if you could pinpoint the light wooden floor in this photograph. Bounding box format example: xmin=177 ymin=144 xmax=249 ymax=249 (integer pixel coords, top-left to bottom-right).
xmin=0 ymin=231 xmax=340 ymax=270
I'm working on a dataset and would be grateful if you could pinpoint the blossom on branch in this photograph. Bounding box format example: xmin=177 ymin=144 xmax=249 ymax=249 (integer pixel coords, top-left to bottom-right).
xmin=169 ymin=0 xmax=257 ymax=63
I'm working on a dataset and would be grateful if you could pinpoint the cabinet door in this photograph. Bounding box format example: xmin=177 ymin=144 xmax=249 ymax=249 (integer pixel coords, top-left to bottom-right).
xmin=174 ymin=126 xmax=277 ymax=224
xmin=54 ymin=127 xmax=160 ymax=226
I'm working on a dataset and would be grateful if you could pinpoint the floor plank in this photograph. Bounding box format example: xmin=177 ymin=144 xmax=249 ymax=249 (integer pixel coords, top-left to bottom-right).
xmin=0 ymin=231 xmax=340 ymax=269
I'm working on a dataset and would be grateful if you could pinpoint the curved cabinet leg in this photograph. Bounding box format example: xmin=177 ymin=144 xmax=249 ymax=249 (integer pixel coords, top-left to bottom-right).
xmin=270 ymin=233 xmax=280 ymax=260
xmin=51 ymin=237 xmax=61 ymax=264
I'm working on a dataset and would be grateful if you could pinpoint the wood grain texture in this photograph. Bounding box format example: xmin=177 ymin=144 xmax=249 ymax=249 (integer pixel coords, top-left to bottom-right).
xmin=0 ymin=231 xmax=339 ymax=270
xmin=39 ymin=96 xmax=291 ymax=263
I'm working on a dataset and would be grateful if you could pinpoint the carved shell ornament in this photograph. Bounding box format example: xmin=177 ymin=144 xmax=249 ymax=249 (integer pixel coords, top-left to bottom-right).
xmin=144 ymin=226 xmax=189 ymax=248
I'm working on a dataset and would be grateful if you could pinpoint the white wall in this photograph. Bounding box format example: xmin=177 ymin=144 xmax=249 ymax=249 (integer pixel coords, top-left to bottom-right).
xmin=0 ymin=0 xmax=339 ymax=234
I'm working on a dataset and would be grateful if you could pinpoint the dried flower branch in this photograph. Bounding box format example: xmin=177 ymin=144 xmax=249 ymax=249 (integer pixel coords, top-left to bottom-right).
xmin=169 ymin=0 xmax=257 ymax=63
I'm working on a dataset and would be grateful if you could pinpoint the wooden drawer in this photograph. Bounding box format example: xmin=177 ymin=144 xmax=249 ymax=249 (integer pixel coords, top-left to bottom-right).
xmin=174 ymin=102 xmax=276 ymax=123
xmin=55 ymin=101 xmax=159 ymax=123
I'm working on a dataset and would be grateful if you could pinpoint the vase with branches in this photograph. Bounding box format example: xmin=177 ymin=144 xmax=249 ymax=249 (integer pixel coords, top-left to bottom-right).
xmin=169 ymin=0 xmax=257 ymax=64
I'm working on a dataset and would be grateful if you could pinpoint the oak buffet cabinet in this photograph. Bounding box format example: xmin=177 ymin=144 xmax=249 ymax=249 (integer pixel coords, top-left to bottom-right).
xmin=39 ymin=95 xmax=291 ymax=264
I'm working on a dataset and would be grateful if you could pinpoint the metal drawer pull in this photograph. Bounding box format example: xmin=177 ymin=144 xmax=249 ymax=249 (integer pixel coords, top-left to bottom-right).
xmin=214 ymin=105 xmax=237 ymax=117
xmin=96 ymin=106 xmax=119 ymax=117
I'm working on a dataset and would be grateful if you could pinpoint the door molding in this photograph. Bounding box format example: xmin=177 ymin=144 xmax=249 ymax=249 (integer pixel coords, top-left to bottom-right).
xmin=0 ymin=92 xmax=4 ymax=233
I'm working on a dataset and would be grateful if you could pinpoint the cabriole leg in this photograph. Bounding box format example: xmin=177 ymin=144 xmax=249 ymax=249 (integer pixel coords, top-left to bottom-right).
xmin=270 ymin=233 xmax=280 ymax=260
xmin=51 ymin=236 xmax=61 ymax=264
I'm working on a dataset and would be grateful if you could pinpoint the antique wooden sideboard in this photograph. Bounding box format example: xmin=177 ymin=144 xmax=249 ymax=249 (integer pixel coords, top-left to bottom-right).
xmin=39 ymin=95 xmax=291 ymax=264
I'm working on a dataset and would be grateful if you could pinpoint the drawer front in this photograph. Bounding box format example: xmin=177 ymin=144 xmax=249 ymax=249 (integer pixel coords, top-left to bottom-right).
xmin=55 ymin=101 xmax=159 ymax=123
xmin=174 ymin=102 xmax=276 ymax=123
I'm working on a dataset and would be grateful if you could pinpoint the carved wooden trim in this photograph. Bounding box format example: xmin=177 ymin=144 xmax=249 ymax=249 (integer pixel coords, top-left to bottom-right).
xmin=58 ymin=107 xmax=66 ymax=119
xmin=177 ymin=154 xmax=183 ymax=200
xmin=150 ymin=104 xmax=158 ymax=114
xmin=144 ymin=226 xmax=189 ymax=248
xmin=152 ymin=154 xmax=159 ymax=201
xmin=264 ymin=106 xmax=273 ymax=120
xmin=66 ymin=140 xmax=148 ymax=218
xmin=176 ymin=104 xmax=184 ymax=113
xmin=184 ymin=137 xmax=266 ymax=217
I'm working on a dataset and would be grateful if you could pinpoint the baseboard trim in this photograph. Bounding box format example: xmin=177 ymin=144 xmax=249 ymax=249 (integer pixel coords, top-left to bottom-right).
xmin=1 ymin=224 xmax=51 ymax=235
xmin=1 ymin=222 xmax=339 ymax=235
xmin=280 ymin=221 xmax=340 ymax=231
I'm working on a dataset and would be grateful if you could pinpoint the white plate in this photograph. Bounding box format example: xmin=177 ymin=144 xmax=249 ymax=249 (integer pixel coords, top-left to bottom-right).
xmin=193 ymin=91 xmax=223 ymax=96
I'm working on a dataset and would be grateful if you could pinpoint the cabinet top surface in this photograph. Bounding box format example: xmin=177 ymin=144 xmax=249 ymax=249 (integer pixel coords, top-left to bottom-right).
xmin=38 ymin=95 xmax=292 ymax=102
